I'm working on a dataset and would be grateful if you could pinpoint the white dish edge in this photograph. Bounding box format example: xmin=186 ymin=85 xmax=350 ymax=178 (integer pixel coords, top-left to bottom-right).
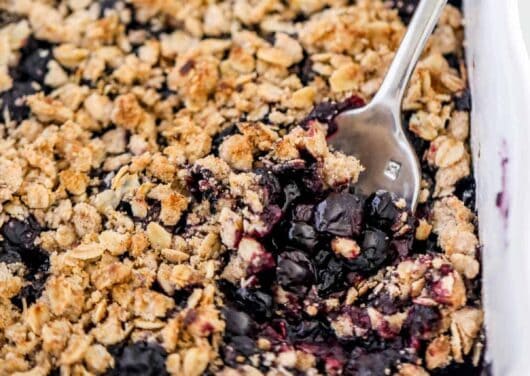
xmin=466 ymin=0 xmax=530 ymax=374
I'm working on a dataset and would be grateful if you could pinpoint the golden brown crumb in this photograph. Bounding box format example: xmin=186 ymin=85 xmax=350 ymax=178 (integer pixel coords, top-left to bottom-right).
xmin=0 ymin=1 xmax=481 ymax=374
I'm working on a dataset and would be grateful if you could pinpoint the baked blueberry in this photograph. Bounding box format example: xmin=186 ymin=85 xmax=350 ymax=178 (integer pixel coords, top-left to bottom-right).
xmin=315 ymin=192 xmax=364 ymax=237
xmin=221 ymin=335 xmax=258 ymax=366
xmin=344 ymin=349 xmax=402 ymax=376
xmin=287 ymin=320 xmax=331 ymax=344
xmin=365 ymin=191 xmax=400 ymax=231
xmin=223 ymin=307 xmax=255 ymax=336
xmin=303 ymin=101 xmax=339 ymax=126
xmin=454 ymin=89 xmax=472 ymax=111
xmin=1 ymin=217 xmax=50 ymax=307
xmin=0 ymin=81 xmax=36 ymax=122
xmin=404 ymin=305 xmax=441 ymax=340
xmin=390 ymin=237 xmax=414 ymax=259
xmin=454 ymin=175 xmax=476 ymax=209
xmin=10 ymin=268 xmax=49 ymax=308
xmin=344 ymin=228 xmax=390 ymax=274
xmin=99 ymin=0 xmax=120 ymax=16
xmin=0 ymin=217 xmax=48 ymax=274
xmin=292 ymin=204 xmax=315 ymax=223
xmin=231 ymin=288 xmax=273 ymax=321
xmin=1 ymin=217 xmax=41 ymax=250
xmin=282 ymin=182 xmax=301 ymax=210
xmin=108 ymin=342 xmax=168 ymax=376
xmin=444 ymin=53 xmax=461 ymax=72
xmin=256 ymin=168 xmax=283 ymax=206
xmin=315 ymin=249 xmax=346 ymax=295
xmin=286 ymin=222 xmax=319 ymax=251
xmin=389 ymin=0 xmax=418 ymax=23
xmin=227 ymin=336 xmax=257 ymax=357
xmin=289 ymin=53 xmax=315 ymax=85
xmin=0 ymin=243 xmax=22 ymax=264
xmin=20 ymin=48 xmax=51 ymax=84
xmin=277 ymin=250 xmax=315 ymax=290
xmin=431 ymin=361 xmax=484 ymax=376
xmin=302 ymin=95 xmax=365 ymax=132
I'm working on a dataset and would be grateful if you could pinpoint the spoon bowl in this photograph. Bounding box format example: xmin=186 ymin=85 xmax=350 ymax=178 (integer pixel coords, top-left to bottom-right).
xmin=329 ymin=0 xmax=447 ymax=211
xmin=330 ymin=101 xmax=421 ymax=207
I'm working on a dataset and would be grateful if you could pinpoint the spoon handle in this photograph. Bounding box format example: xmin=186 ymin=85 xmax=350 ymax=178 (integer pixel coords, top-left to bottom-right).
xmin=374 ymin=0 xmax=448 ymax=107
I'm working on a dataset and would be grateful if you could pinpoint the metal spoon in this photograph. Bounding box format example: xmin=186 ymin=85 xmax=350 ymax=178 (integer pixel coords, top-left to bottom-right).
xmin=329 ymin=0 xmax=448 ymax=210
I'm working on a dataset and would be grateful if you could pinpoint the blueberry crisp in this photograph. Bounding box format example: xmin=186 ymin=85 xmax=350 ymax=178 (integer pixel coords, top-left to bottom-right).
xmin=0 ymin=0 xmax=483 ymax=375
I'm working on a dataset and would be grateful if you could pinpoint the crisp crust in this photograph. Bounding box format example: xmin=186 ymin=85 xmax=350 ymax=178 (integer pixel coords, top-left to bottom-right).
xmin=0 ymin=1 xmax=482 ymax=375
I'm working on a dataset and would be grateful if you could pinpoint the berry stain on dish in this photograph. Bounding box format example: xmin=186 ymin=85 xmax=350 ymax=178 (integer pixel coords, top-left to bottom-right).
xmin=495 ymin=144 xmax=510 ymax=218
xmin=0 ymin=0 xmax=483 ymax=375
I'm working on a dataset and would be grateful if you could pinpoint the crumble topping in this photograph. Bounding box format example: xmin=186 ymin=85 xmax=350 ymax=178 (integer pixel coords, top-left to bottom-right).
xmin=0 ymin=0 xmax=482 ymax=375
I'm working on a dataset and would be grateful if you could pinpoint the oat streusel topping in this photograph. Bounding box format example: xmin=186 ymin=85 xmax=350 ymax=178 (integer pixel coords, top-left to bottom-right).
xmin=0 ymin=0 xmax=482 ymax=375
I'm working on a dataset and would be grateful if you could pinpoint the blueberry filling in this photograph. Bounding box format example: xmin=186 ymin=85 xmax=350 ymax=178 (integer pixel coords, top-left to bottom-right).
xmin=314 ymin=192 xmax=365 ymax=238
xmin=213 ymin=82 xmax=483 ymax=370
xmin=223 ymin=306 xmax=257 ymax=336
xmin=211 ymin=124 xmax=241 ymax=155
xmin=229 ymin=287 xmax=274 ymax=322
xmin=454 ymin=175 xmax=477 ymax=209
xmin=343 ymin=348 xmax=403 ymax=376
xmin=404 ymin=305 xmax=441 ymax=342
xmin=99 ymin=0 xmax=120 ymax=16
xmin=430 ymin=360 xmax=484 ymax=376
xmin=314 ymin=249 xmax=347 ymax=294
xmin=0 ymin=217 xmax=49 ymax=307
xmin=0 ymin=1 xmax=482 ymax=374
xmin=18 ymin=41 xmax=53 ymax=85
xmin=390 ymin=0 xmax=463 ymax=24
xmin=302 ymin=95 xmax=365 ymax=134
xmin=277 ymin=250 xmax=316 ymax=292
xmin=348 ymin=227 xmax=391 ymax=273
xmin=286 ymin=221 xmax=320 ymax=251
xmin=454 ymin=89 xmax=472 ymax=112
xmin=0 ymin=81 xmax=36 ymax=123
xmin=218 ymin=147 xmax=425 ymax=373
xmin=1 ymin=36 xmax=54 ymax=123
xmin=288 ymin=53 xmax=315 ymax=86
xmin=106 ymin=342 xmax=169 ymax=376
xmin=388 ymin=0 xmax=419 ymax=24
xmin=364 ymin=191 xmax=400 ymax=231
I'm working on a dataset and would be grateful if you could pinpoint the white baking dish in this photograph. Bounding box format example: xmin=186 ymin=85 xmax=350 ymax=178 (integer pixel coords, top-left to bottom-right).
xmin=466 ymin=0 xmax=530 ymax=374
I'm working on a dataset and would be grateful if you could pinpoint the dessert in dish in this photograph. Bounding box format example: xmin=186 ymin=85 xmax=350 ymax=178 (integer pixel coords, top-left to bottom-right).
xmin=0 ymin=0 xmax=483 ymax=375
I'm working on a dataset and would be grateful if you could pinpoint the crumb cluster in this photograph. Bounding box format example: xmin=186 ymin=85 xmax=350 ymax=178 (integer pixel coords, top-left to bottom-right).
xmin=0 ymin=0 xmax=482 ymax=375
